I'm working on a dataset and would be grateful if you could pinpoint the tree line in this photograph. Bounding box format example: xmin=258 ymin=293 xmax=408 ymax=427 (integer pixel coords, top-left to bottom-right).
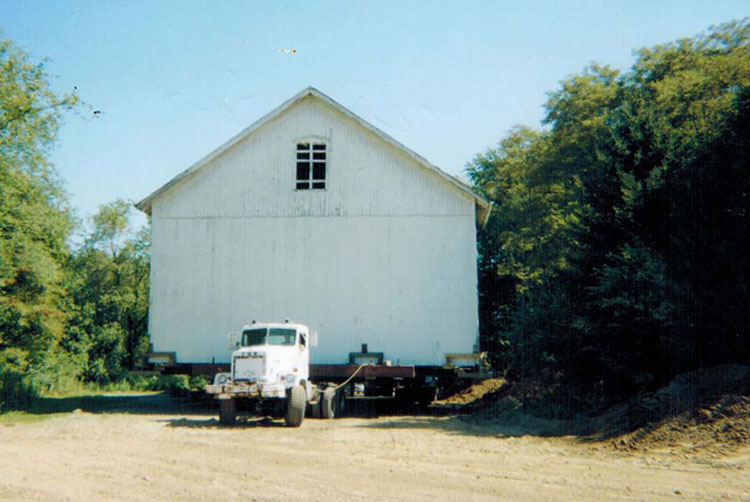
xmin=468 ymin=19 xmax=750 ymax=413
xmin=0 ymin=38 xmax=149 ymax=407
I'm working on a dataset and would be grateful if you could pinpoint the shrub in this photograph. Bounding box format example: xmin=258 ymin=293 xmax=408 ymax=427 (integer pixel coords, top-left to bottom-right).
xmin=148 ymin=374 xmax=191 ymax=396
xmin=189 ymin=375 xmax=208 ymax=392
xmin=0 ymin=350 xmax=38 ymax=411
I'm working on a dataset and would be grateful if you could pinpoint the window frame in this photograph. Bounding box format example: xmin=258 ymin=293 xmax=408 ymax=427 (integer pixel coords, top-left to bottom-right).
xmin=294 ymin=137 xmax=328 ymax=191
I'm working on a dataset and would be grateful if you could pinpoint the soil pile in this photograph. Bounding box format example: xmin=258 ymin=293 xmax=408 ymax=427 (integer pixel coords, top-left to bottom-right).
xmin=431 ymin=378 xmax=509 ymax=413
xmin=611 ymin=394 xmax=750 ymax=456
xmin=464 ymin=365 xmax=750 ymax=455
xmin=434 ymin=378 xmax=508 ymax=405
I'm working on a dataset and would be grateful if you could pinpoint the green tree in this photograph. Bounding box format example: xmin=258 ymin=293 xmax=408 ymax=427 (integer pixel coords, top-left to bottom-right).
xmin=580 ymin=19 xmax=750 ymax=387
xmin=470 ymin=19 xmax=750 ymax=411
xmin=88 ymin=199 xmax=131 ymax=260
xmin=468 ymin=127 xmax=584 ymax=372
xmin=65 ymin=200 xmax=150 ymax=383
xmin=0 ymin=37 xmax=79 ymax=400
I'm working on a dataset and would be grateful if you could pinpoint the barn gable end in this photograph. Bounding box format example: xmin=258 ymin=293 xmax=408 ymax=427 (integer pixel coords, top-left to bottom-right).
xmin=137 ymin=88 xmax=487 ymax=366
xmin=136 ymin=87 xmax=490 ymax=225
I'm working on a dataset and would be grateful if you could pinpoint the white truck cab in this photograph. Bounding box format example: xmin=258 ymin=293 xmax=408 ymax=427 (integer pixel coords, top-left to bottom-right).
xmin=230 ymin=322 xmax=310 ymax=396
xmin=205 ymin=321 xmax=336 ymax=427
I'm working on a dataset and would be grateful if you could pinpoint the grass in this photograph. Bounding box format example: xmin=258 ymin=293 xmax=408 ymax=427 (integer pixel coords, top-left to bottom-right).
xmin=0 ymin=410 xmax=68 ymax=424
xmin=1 ymin=374 xmax=212 ymax=422
xmin=0 ymin=388 xmax=214 ymax=425
xmin=0 ymin=390 xmax=161 ymax=423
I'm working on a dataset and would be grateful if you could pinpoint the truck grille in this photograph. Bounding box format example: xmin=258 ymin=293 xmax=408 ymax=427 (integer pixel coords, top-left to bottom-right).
xmin=233 ymin=355 xmax=265 ymax=381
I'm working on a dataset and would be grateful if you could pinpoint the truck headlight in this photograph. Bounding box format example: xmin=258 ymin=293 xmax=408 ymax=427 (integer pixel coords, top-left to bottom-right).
xmin=215 ymin=373 xmax=229 ymax=385
xmin=285 ymin=373 xmax=295 ymax=385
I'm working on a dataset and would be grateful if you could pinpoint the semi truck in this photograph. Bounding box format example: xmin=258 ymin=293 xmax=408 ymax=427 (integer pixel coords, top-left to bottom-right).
xmin=199 ymin=320 xmax=490 ymax=425
xmin=204 ymin=321 xmax=348 ymax=426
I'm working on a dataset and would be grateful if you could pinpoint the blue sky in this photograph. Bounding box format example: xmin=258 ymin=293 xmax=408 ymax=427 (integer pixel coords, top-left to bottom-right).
xmin=1 ymin=1 xmax=748 ymax=228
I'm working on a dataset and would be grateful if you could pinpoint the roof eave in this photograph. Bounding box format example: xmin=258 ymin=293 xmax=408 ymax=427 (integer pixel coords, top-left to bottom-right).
xmin=135 ymin=87 xmax=319 ymax=215
xmin=306 ymin=88 xmax=491 ymax=226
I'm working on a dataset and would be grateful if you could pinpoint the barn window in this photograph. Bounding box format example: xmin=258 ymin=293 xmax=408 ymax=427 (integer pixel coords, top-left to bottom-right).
xmin=296 ymin=142 xmax=326 ymax=190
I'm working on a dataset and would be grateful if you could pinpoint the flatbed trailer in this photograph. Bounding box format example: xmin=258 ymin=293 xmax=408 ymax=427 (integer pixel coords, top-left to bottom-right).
xmin=155 ymin=359 xmax=490 ymax=402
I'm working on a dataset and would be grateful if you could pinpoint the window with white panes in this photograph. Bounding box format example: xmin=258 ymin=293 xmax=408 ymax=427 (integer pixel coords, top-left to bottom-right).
xmin=296 ymin=142 xmax=326 ymax=190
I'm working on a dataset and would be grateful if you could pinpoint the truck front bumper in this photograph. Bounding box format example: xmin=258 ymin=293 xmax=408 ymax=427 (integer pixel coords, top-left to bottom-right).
xmin=205 ymin=382 xmax=286 ymax=399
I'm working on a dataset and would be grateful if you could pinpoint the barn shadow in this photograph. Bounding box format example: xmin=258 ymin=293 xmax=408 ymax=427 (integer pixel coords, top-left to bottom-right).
xmin=353 ymin=414 xmax=579 ymax=439
xmin=162 ymin=397 xmax=433 ymax=429
xmin=163 ymin=411 xmax=581 ymax=438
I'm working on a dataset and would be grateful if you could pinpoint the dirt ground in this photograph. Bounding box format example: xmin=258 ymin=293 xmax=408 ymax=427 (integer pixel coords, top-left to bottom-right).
xmin=1 ymin=396 xmax=748 ymax=502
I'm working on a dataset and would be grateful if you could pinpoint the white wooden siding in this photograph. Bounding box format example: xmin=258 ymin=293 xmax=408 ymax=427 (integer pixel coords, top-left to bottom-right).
xmin=149 ymin=95 xmax=479 ymax=365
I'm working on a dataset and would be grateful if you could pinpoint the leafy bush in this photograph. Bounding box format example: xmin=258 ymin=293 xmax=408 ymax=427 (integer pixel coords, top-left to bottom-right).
xmin=0 ymin=350 xmax=38 ymax=411
xmin=144 ymin=375 xmax=191 ymax=396
xmin=189 ymin=375 xmax=208 ymax=392
xmin=124 ymin=373 xmax=153 ymax=391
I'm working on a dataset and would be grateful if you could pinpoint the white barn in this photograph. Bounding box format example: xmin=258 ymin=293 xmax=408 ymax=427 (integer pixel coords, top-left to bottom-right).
xmin=136 ymin=87 xmax=490 ymax=368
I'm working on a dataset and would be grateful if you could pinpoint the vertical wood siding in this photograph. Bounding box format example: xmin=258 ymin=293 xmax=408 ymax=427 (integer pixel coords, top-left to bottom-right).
xmin=149 ymin=96 xmax=478 ymax=365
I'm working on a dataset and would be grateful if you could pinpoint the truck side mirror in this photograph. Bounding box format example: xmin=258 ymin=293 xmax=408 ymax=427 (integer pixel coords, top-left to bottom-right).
xmin=310 ymin=330 xmax=318 ymax=348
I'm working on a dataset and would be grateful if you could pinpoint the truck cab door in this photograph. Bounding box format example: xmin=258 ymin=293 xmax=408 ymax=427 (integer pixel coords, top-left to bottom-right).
xmin=297 ymin=331 xmax=310 ymax=383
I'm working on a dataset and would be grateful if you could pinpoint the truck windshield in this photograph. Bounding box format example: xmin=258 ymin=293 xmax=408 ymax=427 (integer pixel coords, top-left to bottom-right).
xmin=241 ymin=328 xmax=267 ymax=346
xmin=268 ymin=328 xmax=296 ymax=345
xmin=241 ymin=327 xmax=297 ymax=346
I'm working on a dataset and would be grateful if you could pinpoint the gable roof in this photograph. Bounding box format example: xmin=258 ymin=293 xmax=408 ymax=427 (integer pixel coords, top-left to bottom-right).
xmin=135 ymin=86 xmax=491 ymax=226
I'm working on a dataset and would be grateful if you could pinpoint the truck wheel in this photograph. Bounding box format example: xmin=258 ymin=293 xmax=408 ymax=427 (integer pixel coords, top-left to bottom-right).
xmin=417 ymin=386 xmax=438 ymax=406
xmin=321 ymin=387 xmax=336 ymax=419
xmin=309 ymin=393 xmax=324 ymax=419
xmin=284 ymin=385 xmax=306 ymax=427
xmin=219 ymin=398 xmax=236 ymax=425
xmin=334 ymin=388 xmax=347 ymax=418
xmin=310 ymin=400 xmax=322 ymax=419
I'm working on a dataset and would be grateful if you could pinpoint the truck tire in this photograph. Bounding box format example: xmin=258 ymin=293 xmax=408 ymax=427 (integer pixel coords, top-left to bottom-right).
xmin=417 ymin=386 xmax=438 ymax=406
xmin=310 ymin=400 xmax=322 ymax=419
xmin=284 ymin=385 xmax=306 ymax=427
xmin=321 ymin=387 xmax=336 ymax=419
xmin=219 ymin=398 xmax=236 ymax=425
xmin=334 ymin=388 xmax=347 ymax=418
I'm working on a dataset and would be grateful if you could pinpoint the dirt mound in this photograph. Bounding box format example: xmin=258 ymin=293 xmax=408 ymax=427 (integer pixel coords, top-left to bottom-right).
xmin=430 ymin=378 xmax=510 ymax=415
xmin=434 ymin=378 xmax=508 ymax=405
xmin=612 ymin=394 xmax=750 ymax=456
xmin=600 ymin=365 xmax=750 ymax=437
xmin=599 ymin=367 xmax=750 ymax=455
xmin=463 ymin=365 xmax=750 ymax=454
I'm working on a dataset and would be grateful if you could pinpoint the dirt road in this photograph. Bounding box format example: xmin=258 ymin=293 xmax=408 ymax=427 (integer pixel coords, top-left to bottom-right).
xmin=1 ymin=404 xmax=748 ymax=502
